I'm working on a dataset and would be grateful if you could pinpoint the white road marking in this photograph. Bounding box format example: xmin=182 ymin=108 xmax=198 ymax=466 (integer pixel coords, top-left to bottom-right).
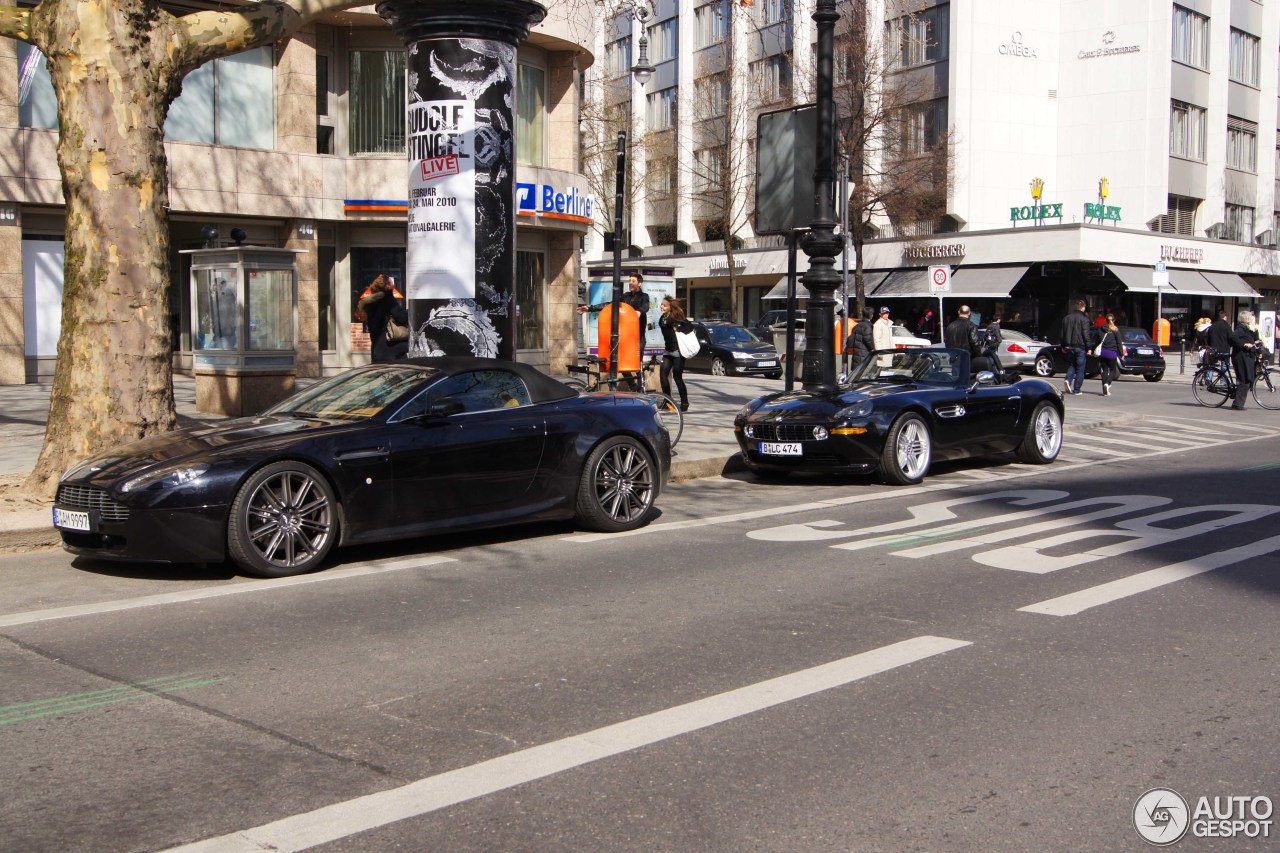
xmin=164 ymin=635 xmax=972 ymax=853
xmin=0 ymin=557 xmax=456 ymax=628
xmin=1019 ymin=535 xmax=1280 ymax=616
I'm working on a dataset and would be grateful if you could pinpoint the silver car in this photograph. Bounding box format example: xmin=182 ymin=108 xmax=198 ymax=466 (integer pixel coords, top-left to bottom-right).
xmin=982 ymin=328 xmax=1051 ymax=373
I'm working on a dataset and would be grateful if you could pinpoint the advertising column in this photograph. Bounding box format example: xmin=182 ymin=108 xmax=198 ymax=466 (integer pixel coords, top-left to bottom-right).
xmin=377 ymin=0 xmax=546 ymax=360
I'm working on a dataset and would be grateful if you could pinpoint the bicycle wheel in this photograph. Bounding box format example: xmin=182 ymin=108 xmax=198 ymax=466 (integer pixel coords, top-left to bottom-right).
xmin=1191 ymin=368 xmax=1230 ymax=407
xmin=1252 ymin=367 xmax=1280 ymax=410
xmin=647 ymin=392 xmax=684 ymax=446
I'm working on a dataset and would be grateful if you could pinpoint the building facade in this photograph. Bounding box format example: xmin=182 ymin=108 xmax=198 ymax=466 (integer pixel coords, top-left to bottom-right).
xmin=585 ymin=0 xmax=1280 ymax=349
xmin=0 ymin=1 xmax=596 ymax=385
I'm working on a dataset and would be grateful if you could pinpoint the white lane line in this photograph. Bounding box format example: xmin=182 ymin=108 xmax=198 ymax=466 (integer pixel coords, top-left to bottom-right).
xmin=1019 ymin=534 xmax=1280 ymax=616
xmin=164 ymin=635 xmax=971 ymax=853
xmin=0 ymin=557 xmax=456 ymax=628
xmin=566 ymin=426 xmax=1279 ymax=542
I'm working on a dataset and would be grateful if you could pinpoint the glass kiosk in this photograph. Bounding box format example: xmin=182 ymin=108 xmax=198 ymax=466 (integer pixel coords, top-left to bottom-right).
xmin=182 ymin=246 xmax=302 ymax=416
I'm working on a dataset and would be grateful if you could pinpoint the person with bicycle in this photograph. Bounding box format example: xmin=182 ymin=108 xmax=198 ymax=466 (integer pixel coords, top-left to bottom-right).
xmin=1229 ymin=309 xmax=1265 ymax=410
xmin=658 ymin=296 xmax=692 ymax=412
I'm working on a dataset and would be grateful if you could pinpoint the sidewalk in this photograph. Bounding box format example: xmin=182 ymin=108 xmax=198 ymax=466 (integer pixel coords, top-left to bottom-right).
xmin=0 ymin=371 xmax=1137 ymax=552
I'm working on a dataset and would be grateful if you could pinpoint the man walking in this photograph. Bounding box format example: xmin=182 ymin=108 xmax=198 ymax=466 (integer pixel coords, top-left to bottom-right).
xmin=1059 ymin=298 xmax=1091 ymax=395
xmin=944 ymin=304 xmax=982 ymax=358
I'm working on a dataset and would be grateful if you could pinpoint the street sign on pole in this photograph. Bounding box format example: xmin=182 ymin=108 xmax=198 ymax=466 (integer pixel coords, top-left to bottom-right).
xmin=929 ymin=265 xmax=951 ymax=293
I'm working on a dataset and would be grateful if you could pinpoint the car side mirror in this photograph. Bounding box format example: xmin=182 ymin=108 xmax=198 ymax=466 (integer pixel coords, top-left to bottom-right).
xmin=970 ymin=371 xmax=996 ymax=389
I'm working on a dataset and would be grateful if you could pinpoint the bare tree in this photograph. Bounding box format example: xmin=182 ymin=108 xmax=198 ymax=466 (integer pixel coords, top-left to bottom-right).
xmin=0 ymin=0 xmax=384 ymax=496
xmin=830 ymin=0 xmax=954 ymax=320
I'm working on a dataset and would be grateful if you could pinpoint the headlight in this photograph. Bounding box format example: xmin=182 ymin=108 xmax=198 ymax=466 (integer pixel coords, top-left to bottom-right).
xmin=835 ymin=400 xmax=874 ymax=420
xmin=733 ymin=351 xmax=752 ymax=360
xmin=120 ymin=463 xmax=210 ymax=493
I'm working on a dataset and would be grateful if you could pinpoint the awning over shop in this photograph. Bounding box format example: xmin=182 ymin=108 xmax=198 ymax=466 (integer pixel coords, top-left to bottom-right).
xmin=761 ymin=277 xmax=809 ymax=300
xmin=1199 ymin=271 xmax=1261 ymax=297
xmin=948 ymin=265 xmax=1031 ymax=297
xmin=1106 ymin=264 xmax=1159 ymax=292
xmin=870 ymin=268 xmax=931 ymax=297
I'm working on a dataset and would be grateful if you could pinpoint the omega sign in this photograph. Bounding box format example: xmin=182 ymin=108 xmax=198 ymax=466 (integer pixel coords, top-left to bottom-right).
xmin=999 ymin=32 xmax=1036 ymax=58
xmin=903 ymin=242 xmax=965 ymax=260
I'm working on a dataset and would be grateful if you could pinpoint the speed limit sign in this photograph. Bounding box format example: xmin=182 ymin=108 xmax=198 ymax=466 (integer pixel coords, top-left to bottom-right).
xmin=929 ymin=265 xmax=951 ymax=293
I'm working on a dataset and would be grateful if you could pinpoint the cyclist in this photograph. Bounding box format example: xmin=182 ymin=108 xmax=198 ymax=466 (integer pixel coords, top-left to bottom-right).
xmin=1229 ymin=309 xmax=1266 ymax=410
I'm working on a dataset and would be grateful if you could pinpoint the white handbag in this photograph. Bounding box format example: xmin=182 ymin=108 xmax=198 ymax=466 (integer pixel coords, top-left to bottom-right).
xmin=675 ymin=328 xmax=701 ymax=358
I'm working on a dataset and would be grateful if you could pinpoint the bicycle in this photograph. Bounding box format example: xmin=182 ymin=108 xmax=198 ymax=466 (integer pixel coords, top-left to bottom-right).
xmin=1191 ymin=348 xmax=1280 ymax=410
xmin=564 ymin=356 xmax=684 ymax=445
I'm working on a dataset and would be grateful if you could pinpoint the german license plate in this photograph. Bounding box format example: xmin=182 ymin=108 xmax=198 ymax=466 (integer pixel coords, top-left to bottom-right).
xmin=757 ymin=360 xmax=778 ymax=368
xmin=760 ymin=442 xmax=802 ymax=456
xmin=1136 ymin=348 xmax=1154 ymax=355
xmin=53 ymin=508 xmax=90 ymax=532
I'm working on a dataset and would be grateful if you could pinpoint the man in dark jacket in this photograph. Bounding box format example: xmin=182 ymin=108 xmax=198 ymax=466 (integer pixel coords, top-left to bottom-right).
xmin=1206 ymin=309 xmax=1234 ymax=358
xmin=580 ymin=272 xmax=652 ymax=363
xmin=944 ymin=305 xmax=982 ymax=355
xmin=1059 ymin=299 xmax=1091 ymax=395
xmin=848 ymin=309 xmax=876 ymax=363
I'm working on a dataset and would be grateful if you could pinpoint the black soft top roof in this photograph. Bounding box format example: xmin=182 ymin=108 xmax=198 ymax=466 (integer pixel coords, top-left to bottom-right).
xmin=399 ymin=356 xmax=578 ymax=404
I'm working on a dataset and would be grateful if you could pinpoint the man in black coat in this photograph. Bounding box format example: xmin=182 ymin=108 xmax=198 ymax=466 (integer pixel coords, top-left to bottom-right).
xmin=944 ymin=304 xmax=982 ymax=353
xmin=848 ymin=309 xmax=876 ymax=363
xmin=1059 ymin=299 xmax=1091 ymax=395
xmin=1228 ymin=309 xmax=1264 ymax=410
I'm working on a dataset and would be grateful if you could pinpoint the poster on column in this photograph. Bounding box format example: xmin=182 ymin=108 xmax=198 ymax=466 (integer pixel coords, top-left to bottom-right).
xmin=407 ymin=99 xmax=476 ymax=300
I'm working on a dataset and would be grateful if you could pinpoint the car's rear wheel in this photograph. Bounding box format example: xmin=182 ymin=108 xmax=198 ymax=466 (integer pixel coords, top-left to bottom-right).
xmin=1144 ymin=371 xmax=1164 ymax=382
xmin=879 ymin=413 xmax=931 ymax=485
xmin=710 ymin=357 xmax=728 ymax=376
xmin=1015 ymin=401 xmax=1063 ymax=464
xmin=575 ymin=436 xmax=657 ymax=532
xmin=227 ymin=461 xmax=338 ymax=578
xmin=766 ymin=372 xmax=782 ymax=380
xmin=1033 ymin=353 xmax=1055 ymax=377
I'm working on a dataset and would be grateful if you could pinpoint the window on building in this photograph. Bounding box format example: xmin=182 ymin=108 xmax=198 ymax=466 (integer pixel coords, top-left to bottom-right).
xmin=516 ymin=64 xmax=545 ymax=166
xmin=694 ymin=146 xmax=725 ymax=193
xmin=648 ymin=157 xmax=677 ymax=196
xmin=1226 ymin=117 xmax=1257 ymax=171
xmin=17 ymin=42 xmax=57 ymax=129
xmin=316 ymin=53 xmax=334 ymax=155
xmin=165 ymin=46 xmax=276 ymax=149
xmin=901 ymin=99 xmax=947 ymax=155
xmin=696 ymin=73 xmax=729 ymax=117
xmin=515 ymin=250 xmax=545 ymax=350
xmin=1170 ymin=100 xmax=1206 ymax=161
xmin=758 ymin=0 xmax=790 ymax=27
xmin=604 ymin=37 xmax=632 ymax=77
xmin=695 ymin=0 xmax=729 ymax=47
xmin=1150 ymin=195 xmax=1199 ymax=235
xmin=1224 ymin=203 xmax=1255 ymax=242
xmin=646 ymin=86 xmax=677 ymax=130
xmin=349 ymin=50 xmax=406 ymax=155
xmin=889 ymin=4 xmax=949 ymax=69
xmin=1229 ymin=28 xmax=1259 ymax=86
xmin=1171 ymin=5 xmax=1209 ymax=69
xmin=649 ymin=18 xmax=679 ymax=63
xmin=751 ymin=54 xmax=792 ymax=102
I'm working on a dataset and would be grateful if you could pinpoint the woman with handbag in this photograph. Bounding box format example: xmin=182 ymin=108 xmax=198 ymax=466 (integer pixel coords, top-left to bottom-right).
xmin=1096 ymin=313 xmax=1121 ymax=396
xmin=358 ymin=274 xmax=409 ymax=362
xmin=658 ymin=296 xmax=693 ymax=412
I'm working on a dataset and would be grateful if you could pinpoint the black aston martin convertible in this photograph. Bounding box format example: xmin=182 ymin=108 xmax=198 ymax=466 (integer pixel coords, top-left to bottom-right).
xmin=53 ymin=358 xmax=671 ymax=577
xmin=734 ymin=348 xmax=1064 ymax=485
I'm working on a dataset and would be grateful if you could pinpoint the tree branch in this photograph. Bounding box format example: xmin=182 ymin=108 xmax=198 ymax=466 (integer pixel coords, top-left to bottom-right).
xmin=0 ymin=5 xmax=31 ymax=41
xmin=175 ymin=0 xmax=368 ymax=68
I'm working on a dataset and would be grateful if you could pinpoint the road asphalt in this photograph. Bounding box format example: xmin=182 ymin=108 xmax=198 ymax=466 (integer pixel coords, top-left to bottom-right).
xmin=0 ymin=360 xmax=1186 ymax=552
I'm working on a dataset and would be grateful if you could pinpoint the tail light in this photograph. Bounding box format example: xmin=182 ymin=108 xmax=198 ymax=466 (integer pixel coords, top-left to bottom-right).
xmin=1007 ymin=343 xmax=1027 ymax=354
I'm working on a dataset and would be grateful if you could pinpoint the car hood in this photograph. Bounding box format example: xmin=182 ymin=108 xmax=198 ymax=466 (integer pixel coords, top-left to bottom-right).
xmin=743 ymin=382 xmax=915 ymax=418
xmin=714 ymin=342 xmax=778 ymax=354
xmin=60 ymin=414 xmax=359 ymax=485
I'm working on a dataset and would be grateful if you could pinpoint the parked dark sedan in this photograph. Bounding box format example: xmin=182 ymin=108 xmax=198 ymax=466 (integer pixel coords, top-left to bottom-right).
xmin=53 ymin=358 xmax=671 ymax=577
xmin=1033 ymin=326 xmax=1166 ymax=381
xmin=687 ymin=321 xmax=783 ymax=378
xmin=734 ymin=348 xmax=1064 ymax=485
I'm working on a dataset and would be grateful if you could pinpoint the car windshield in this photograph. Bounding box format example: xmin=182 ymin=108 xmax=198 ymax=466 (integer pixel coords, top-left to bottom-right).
xmin=266 ymin=365 xmax=435 ymax=420
xmin=846 ymin=349 xmax=962 ymax=384
xmin=1120 ymin=329 xmax=1154 ymax=344
xmin=1002 ymin=329 xmax=1031 ymax=341
xmin=709 ymin=325 xmax=761 ymax=344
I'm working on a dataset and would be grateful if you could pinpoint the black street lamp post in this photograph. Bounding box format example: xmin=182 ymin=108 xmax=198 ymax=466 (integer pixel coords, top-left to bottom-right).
xmin=799 ymin=0 xmax=844 ymax=393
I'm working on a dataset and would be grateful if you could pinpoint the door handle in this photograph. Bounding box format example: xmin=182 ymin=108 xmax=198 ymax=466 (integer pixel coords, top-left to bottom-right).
xmin=509 ymin=425 xmax=543 ymax=433
xmin=334 ymin=447 xmax=389 ymax=461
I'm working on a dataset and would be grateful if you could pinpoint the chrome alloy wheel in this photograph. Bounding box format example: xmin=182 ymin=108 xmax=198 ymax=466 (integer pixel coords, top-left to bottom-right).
xmin=245 ymin=469 xmax=334 ymax=570
xmin=1032 ymin=403 xmax=1063 ymax=459
xmin=894 ymin=418 xmax=931 ymax=481
xmin=593 ymin=441 xmax=655 ymax=524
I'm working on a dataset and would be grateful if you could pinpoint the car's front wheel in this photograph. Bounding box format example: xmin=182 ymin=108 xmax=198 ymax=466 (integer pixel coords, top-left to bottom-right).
xmin=710 ymin=357 xmax=729 ymax=376
xmin=1034 ymin=353 xmax=1055 ymax=377
xmin=879 ymin=413 xmax=931 ymax=485
xmin=575 ymin=436 xmax=657 ymax=532
xmin=227 ymin=461 xmax=339 ymax=577
xmin=1015 ymin=401 xmax=1063 ymax=464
